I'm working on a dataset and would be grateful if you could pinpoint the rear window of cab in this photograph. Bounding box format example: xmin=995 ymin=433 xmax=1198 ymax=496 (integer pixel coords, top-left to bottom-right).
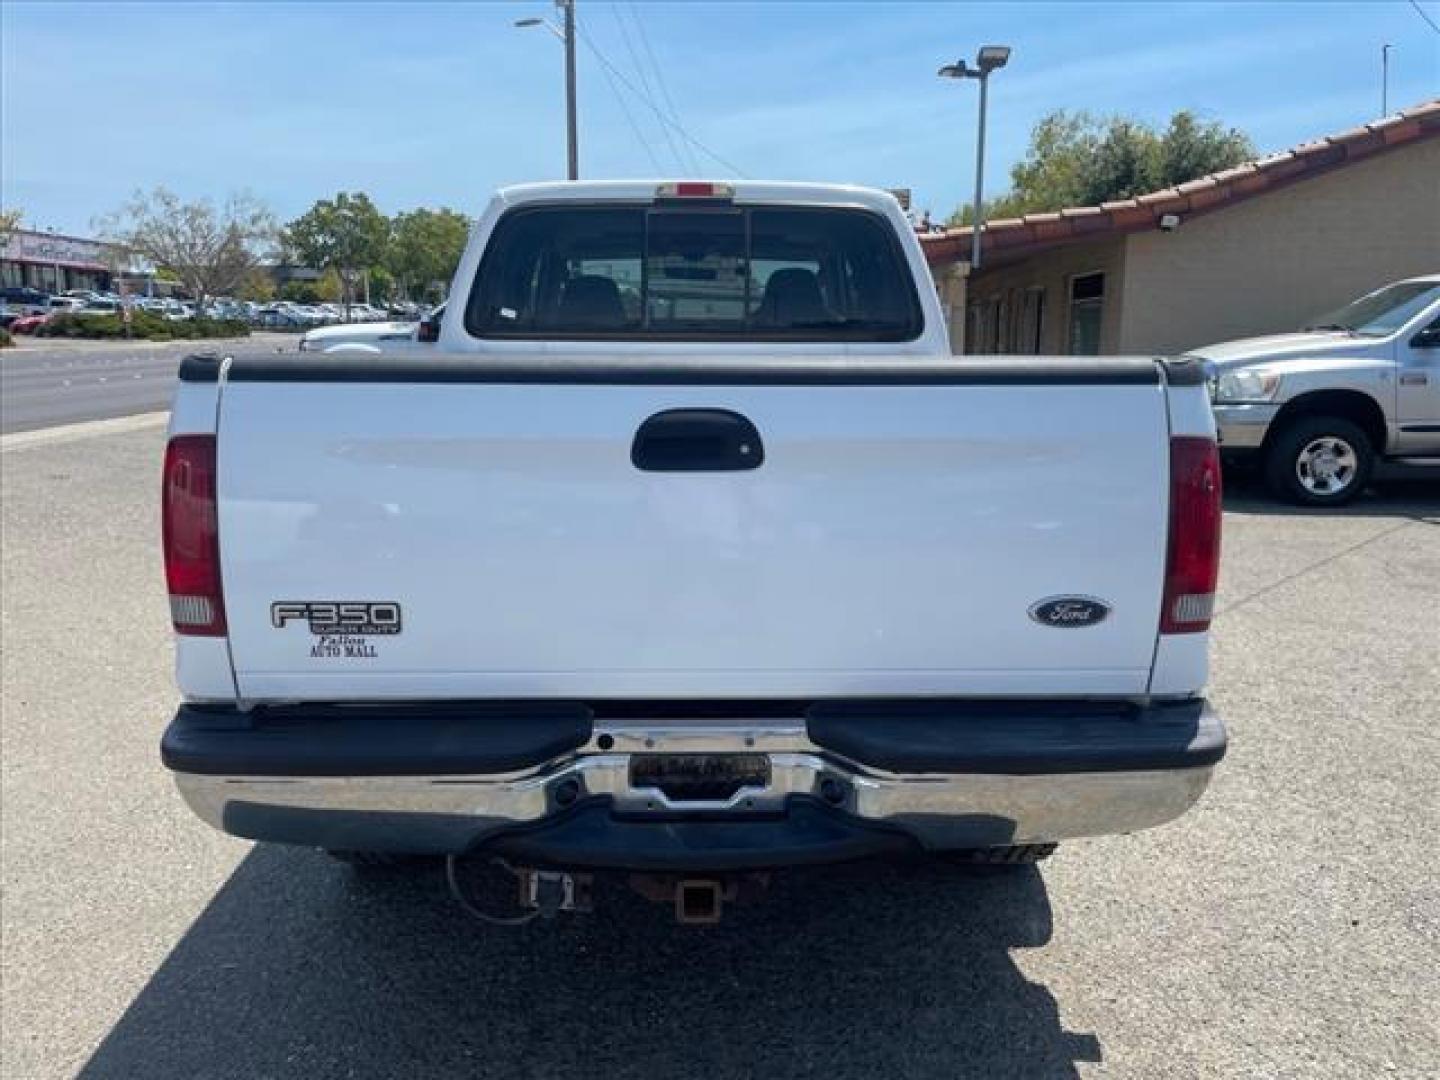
xmin=464 ymin=204 xmax=923 ymax=343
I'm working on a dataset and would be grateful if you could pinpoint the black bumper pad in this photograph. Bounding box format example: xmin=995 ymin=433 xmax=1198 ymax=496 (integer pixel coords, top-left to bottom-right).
xmin=806 ymin=697 xmax=1225 ymax=775
xmin=162 ymin=701 xmax=592 ymax=777
xmin=487 ymin=797 xmax=917 ymax=871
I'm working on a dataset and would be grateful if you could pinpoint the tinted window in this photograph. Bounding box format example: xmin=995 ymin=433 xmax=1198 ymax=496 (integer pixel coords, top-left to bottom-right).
xmin=466 ymin=204 xmax=922 ymax=341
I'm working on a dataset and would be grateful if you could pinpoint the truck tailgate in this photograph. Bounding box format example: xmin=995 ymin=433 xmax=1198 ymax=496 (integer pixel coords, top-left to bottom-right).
xmin=214 ymin=359 xmax=1171 ymax=700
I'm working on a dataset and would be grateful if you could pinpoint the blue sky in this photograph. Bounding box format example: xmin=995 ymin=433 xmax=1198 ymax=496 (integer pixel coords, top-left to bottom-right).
xmin=2 ymin=1 xmax=1436 ymax=235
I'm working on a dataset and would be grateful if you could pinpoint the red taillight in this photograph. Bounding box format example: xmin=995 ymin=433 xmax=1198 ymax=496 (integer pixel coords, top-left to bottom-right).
xmin=1161 ymin=436 xmax=1222 ymax=634
xmin=162 ymin=434 xmax=226 ymax=636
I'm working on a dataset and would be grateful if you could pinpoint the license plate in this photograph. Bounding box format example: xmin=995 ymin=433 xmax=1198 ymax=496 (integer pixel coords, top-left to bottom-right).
xmin=629 ymin=753 xmax=771 ymax=802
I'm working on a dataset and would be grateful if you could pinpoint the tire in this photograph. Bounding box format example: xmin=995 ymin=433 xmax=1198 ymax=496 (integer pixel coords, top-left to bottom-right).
xmin=945 ymin=844 xmax=1057 ymax=866
xmin=1263 ymin=415 xmax=1374 ymax=507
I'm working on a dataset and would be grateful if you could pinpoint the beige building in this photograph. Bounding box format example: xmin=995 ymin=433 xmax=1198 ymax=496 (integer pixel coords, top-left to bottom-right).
xmin=923 ymin=100 xmax=1440 ymax=356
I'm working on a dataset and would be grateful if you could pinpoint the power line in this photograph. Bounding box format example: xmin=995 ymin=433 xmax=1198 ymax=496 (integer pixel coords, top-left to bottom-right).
xmin=573 ymin=19 xmax=750 ymax=178
xmin=1408 ymin=0 xmax=1439 ymax=35
xmin=589 ymin=34 xmax=667 ymax=175
xmin=626 ymin=3 xmax=702 ymax=175
xmin=610 ymin=3 xmax=688 ymax=173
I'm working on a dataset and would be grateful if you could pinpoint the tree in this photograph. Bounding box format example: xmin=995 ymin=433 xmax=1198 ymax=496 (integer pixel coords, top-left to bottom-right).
xmin=950 ymin=109 xmax=1256 ymax=225
xmin=0 ymin=207 xmax=21 ymax=249
xmin=235 ymin=268 xmax=276 ymax=302
xmin=387 ymin=208 xmax=470 ymax=302
xmin=1153 ymin=111 xmax=1255 ymax=192
xmin=367 ymin=265 xmax=396 ymax=305
xmin=279 ymin=270 xmax=341 ymax=304
xmin=97 ymin=188 xmax=276 ymax=310
xmin=284 ymin=193 xmax=389 ymax=316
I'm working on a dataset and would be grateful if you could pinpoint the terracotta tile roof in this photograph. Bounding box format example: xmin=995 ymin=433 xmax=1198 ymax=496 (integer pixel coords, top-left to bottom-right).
xmin=921 ymin=99 xmax=1440 ymax=266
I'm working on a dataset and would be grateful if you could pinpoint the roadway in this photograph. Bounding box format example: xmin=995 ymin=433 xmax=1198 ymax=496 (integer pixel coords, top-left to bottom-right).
xmin=0 ymin=335 xmax=291 ymax=434
xmin=2 ymin=416 xmax=1438 ymax=1079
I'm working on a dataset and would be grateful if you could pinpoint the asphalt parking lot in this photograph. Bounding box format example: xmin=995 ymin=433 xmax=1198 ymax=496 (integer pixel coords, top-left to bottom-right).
xmin=2 ymin=421 xmax=1437 ymax=1079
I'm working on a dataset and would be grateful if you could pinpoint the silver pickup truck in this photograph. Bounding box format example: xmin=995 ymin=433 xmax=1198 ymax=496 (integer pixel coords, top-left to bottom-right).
xmin=1200 ymin=275 xmax=1440 ymax=505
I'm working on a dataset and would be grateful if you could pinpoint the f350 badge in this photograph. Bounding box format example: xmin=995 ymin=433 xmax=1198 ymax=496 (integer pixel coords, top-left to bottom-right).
xmin=271 ymin=601 xmax=402 ymax=635
xmin=272 ymin=602 xmax=401 ymax=661
xmin=1028 ymin=596 xmax=1111 ymax=628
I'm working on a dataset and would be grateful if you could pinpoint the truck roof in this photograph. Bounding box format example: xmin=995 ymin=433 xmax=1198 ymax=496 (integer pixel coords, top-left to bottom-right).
xmin=494 ymin=180 xmax=905 ymax=214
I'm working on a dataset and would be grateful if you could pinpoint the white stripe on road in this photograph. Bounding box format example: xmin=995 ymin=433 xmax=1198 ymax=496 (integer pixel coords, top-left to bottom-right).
xmin=0 ymin=411 xmax=170 ymax=452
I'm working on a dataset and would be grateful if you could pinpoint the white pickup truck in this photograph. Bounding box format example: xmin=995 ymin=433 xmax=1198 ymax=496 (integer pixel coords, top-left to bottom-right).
xmin=161 ymin=182 xmax=1225 ymax=922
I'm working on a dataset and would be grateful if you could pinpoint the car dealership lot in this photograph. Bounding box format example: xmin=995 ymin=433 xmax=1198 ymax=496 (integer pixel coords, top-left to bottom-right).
xmin=2 ymin=425 xmax=1437 ymax=1079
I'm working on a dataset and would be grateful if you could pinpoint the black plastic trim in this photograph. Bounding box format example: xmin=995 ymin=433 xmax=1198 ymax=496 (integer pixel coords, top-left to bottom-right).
xmin=483 ymin=796 xmax=918 ymax=871
xmin=631 ymin=408 xmax=764 ymax=471
xmin=806 ymin=697 xmax=1225 ymax=775
xmin=162 ymin=701 xmax=592 ymax=776
xmin=178 ymin=353 xmax=224 ymax=382
xmin=181 ymin=351 xmax=1163 ymax=386
xmin=1399 ymin=424 xmax=1440 ymax=433
xmin=1159 ymin=355 xmax=1207 ymax=386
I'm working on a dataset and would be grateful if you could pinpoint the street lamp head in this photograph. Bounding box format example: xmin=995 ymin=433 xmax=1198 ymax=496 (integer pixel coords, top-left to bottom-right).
xmin=514 ymin=17 xmax=543 ymax=27
xmin=937 ymin=61 xmax=971 ymax=79
xmin=976 ymin=45 xmax=1012 ymax=72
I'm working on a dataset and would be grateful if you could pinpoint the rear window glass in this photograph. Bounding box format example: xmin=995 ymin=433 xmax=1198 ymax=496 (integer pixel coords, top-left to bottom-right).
xmin=465 ymin=204 xmax=923 ymax=342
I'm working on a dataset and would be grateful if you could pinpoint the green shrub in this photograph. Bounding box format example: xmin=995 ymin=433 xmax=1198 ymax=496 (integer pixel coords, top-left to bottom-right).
xmin=0 ymin=328 xmax=13 ymax=348
xmin=36 ymin=312 xmax=250 ymax=341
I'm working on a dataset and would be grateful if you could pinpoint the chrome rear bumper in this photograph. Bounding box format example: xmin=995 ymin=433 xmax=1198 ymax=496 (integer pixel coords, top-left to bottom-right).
xmin=172 ymin=719 xmax=1218 ymax=863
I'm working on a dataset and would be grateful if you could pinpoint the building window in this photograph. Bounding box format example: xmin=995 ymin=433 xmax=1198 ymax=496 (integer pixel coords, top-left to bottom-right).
xmin=1068 ymin=272 xmax=1105 ymax=356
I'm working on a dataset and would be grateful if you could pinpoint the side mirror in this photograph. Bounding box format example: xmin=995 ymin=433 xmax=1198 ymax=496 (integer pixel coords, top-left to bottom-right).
xmin=416 ymin=316 xmax=440 ymax=343
xmin=1410 ymin=326 xmax=1440 ymax=349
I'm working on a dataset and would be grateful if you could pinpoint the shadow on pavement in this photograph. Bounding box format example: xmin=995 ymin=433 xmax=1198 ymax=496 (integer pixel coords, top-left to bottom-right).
xmin=80 ymin=845 xmax=1098 ymax=1079
xmin=1223 ymin=471 xmax=1440 ymax=521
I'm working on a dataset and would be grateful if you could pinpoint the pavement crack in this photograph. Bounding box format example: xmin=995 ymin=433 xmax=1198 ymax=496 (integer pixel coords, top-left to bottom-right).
xmin=1216 ymin=518 xmax=1423 ymax=620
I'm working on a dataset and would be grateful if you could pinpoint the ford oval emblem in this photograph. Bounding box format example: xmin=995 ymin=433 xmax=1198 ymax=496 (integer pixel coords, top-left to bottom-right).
xmin=1029 ymin=596 xmax=1111 ymax=628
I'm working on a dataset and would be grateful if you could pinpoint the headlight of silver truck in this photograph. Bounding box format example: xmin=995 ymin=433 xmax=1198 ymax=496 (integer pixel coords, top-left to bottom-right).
xmin=1211 ymin=368 xmax=1282 ymax=403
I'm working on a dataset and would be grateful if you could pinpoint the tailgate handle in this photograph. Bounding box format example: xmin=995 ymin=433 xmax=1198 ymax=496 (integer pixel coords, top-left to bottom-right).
xmin=631 ymin=409 xmax=764 ymax=472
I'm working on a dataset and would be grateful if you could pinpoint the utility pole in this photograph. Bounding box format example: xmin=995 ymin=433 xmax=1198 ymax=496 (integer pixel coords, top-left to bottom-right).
xmin=516 ymin=1 xmax=579 ymax=180
xmin=561 ymin=0 xmax=579 ymax=180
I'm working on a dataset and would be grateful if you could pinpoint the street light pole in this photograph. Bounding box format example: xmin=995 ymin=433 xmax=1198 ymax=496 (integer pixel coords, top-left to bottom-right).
xmin=939 ymin=46 xmax=1010 ymax=272
xmin=515 ymin=2 xmax=579 ymax=181
xmin=561 ymin=0 xmax=578 ymax=180
xmin=971 ymin=70 xmax=989 ymax=271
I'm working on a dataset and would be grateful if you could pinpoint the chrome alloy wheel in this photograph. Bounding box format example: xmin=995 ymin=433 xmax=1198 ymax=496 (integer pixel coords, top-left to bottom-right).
xmin=1295 ymin=436 xmax=1358 ymax=496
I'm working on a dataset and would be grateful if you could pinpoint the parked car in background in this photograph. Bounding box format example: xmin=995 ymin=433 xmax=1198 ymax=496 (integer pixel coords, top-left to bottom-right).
xmin=1 ymin=286 xmax=51 ymax=316
xmin=1199 ymin=274 xmax=1440 ymax=505
xmin=7 ymin=311 xmax=52 ymax=334
xmin=48 ymin=297 xmax=86 ymax=313
xmin=296 ymin=303 xmax=442 ymax=352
